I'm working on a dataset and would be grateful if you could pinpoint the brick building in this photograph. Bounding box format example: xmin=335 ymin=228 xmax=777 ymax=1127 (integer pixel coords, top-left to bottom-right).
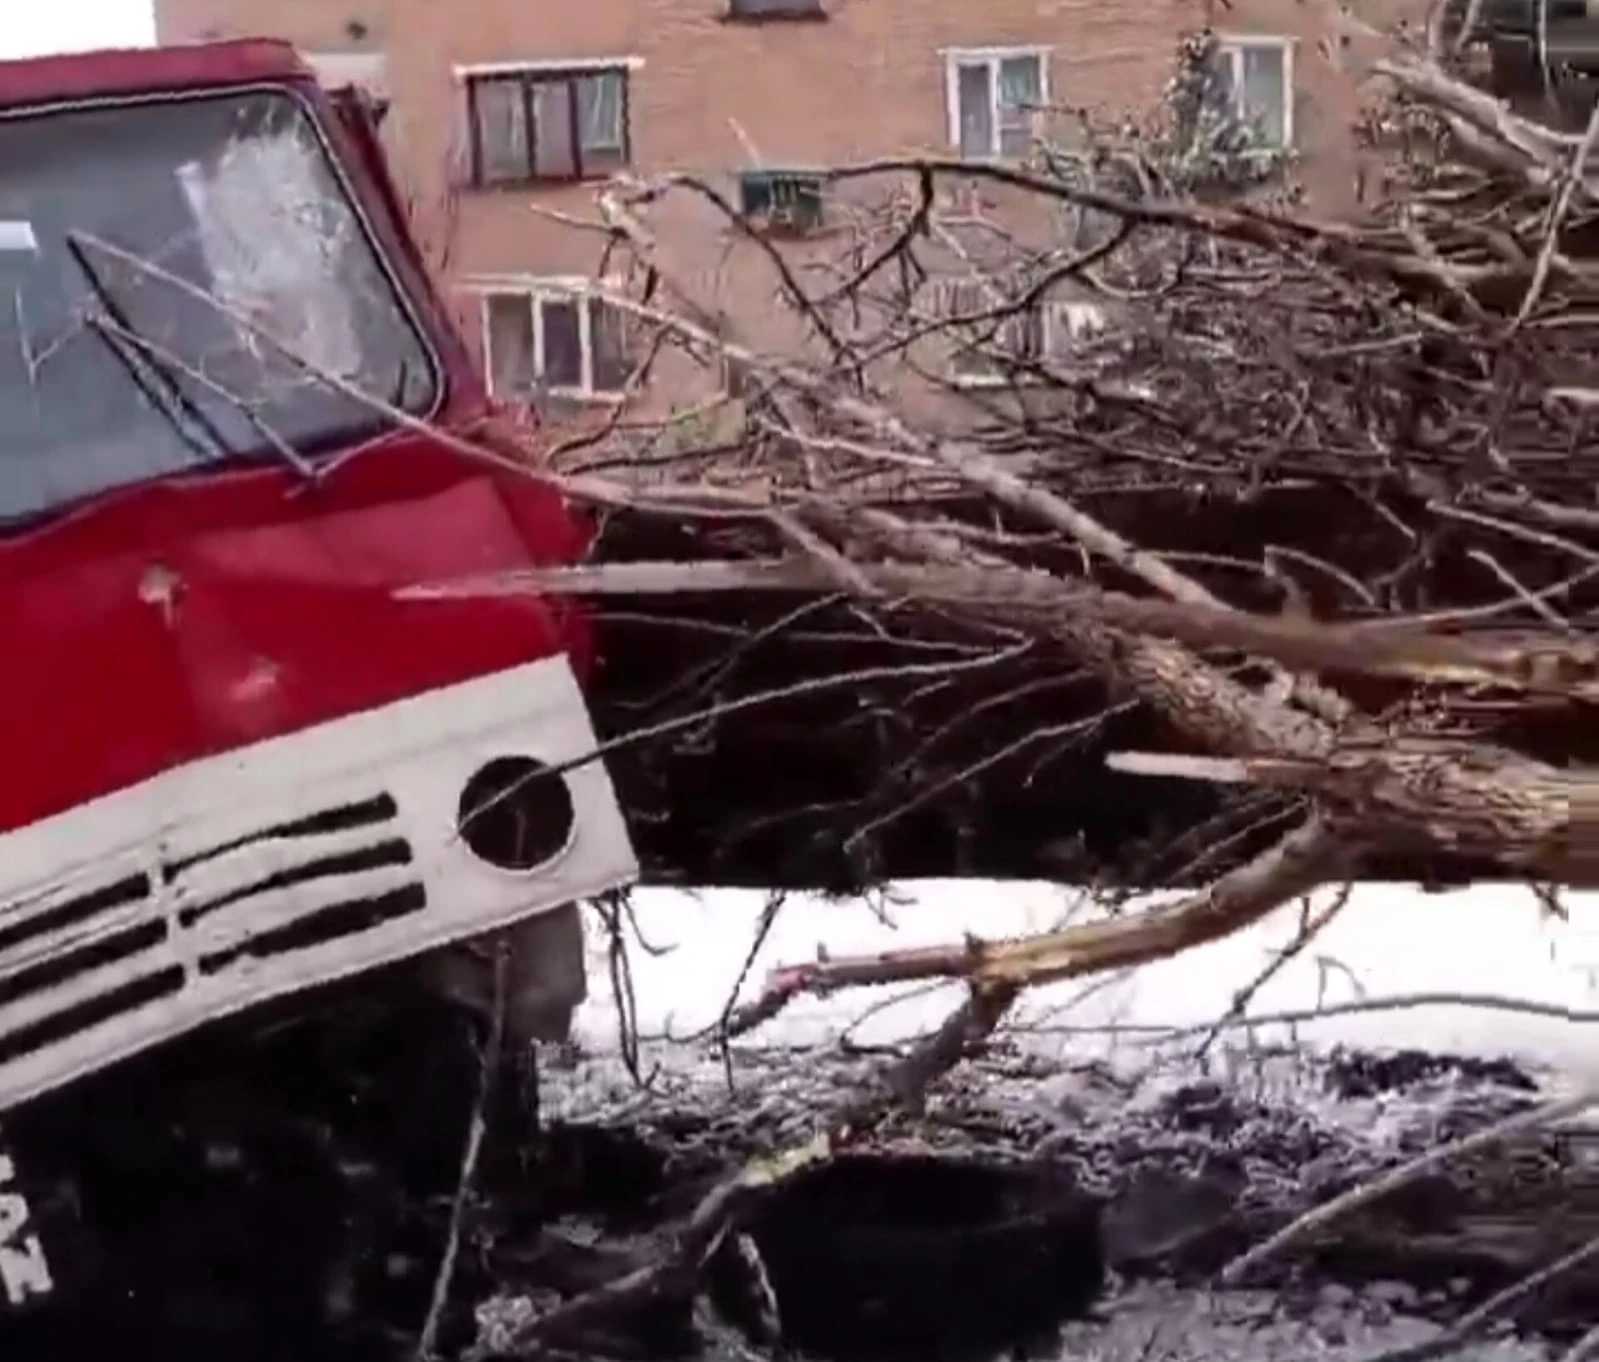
xmin=153 ymin=0 xmax=1415 ymax=416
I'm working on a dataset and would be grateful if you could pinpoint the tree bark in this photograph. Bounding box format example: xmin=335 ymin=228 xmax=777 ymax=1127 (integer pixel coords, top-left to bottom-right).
xmin=463 ymin=555 xmax=1597 ymax=884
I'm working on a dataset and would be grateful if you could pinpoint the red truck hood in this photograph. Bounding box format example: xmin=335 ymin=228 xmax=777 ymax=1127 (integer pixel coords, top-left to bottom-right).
xmin=0 ymin=440 xmax=593 ymax=835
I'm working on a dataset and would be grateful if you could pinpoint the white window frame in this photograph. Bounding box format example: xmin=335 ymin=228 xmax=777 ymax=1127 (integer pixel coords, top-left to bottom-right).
xmin=1048 ymin=301 xmax=1107 ymax=350
xmin=451 ymin=56 xmax=645 ymax=79
xmin=474 ymin=276 xmax=630 ymax=402
xmin=1213 ymin=34 xmax=1295 ymax=151
xmin=943 ymin=46 xmax=1050 ymax=161
xmin=936 ymin=277 xmax=1041 ymax=388
xmin=937 ymin=283 xmax=1108 ymax=388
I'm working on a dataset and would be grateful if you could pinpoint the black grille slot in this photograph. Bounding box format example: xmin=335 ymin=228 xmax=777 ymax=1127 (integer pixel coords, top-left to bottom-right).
xmin=0 ymin=921 xmax=166 ymax=1008
xmin=0 ymin=968 xmax=184 ymax=1070
xmin=163 ymin=794 xmax=400 ymax=880
xmin=0 ymin=874 xmax=150 ymax=956
xmin=197 ymin=883 xmax=427 ymax=975
xmin=176 ymin=839 xmax=414 ymax=929
xmin=0 ymin=790 xmax=433 ymax=1104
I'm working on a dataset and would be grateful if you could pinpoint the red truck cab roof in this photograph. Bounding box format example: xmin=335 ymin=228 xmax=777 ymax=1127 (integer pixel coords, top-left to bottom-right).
xmin=0 ymin=39 xmax=314 ymax=106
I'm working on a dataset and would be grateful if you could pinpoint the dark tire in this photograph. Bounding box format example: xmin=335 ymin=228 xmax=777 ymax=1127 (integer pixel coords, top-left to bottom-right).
xmin=710 ymin=1153 xmax=1104 ymax=1362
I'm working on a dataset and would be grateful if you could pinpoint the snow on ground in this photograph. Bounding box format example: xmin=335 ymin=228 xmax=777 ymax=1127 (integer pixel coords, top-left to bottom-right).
xmin=1047 ymin=1282 xmax=1553 ymax=1362
xmin=575 ymin=880 xmax=1599 ymax=1081
xmin=556 ymin=881 xmax=1597 ymax=1362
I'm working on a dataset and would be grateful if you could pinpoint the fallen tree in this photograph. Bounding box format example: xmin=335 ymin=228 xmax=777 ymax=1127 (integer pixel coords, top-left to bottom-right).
xmin=408 ymin=30 xmax=1599 ymax=997
xmin=404 ymin=23 xmax=1599 ymax=1354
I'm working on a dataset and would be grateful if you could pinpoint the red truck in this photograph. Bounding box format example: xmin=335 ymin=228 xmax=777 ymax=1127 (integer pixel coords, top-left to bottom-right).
xmin=0 ymin=35 xmax=637 ymax=1314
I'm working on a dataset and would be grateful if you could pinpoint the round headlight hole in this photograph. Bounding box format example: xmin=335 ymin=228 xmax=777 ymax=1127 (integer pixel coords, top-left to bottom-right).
xmin=456 ymin=756 xmax=576 ymax=871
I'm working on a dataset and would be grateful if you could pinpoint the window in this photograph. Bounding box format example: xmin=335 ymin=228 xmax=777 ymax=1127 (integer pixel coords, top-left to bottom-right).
xmin=482 ymin=286 xmax=630 ymax=399
xmin=1048 ymin=302 xmax=1106 ymax=350
xmin=466 ymin=65 xmax=629 ymax=186
xmin=737 ymin=169 xmax=825 ymax=234
xmin=721 ymin=354 xmax=754 ymax=398
xmin=938 ymin=279 xmax=1046 ymax=384
xmin=946 ymin=49 xmax=1046 ymax=159
xmin=0 ymin=89 xmax=438 ymax=526
xmin=727 ymin=0 xmax=824 ymax=17
xmin=938 ymin=284 xmax=1106 ymax=384
xmin=1209 ymin=37 xmax=1293 ymax=150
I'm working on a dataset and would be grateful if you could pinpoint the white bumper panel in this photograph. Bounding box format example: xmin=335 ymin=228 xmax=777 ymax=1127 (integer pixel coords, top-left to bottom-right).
xmin=0 ymin=654 xmax=637 ymax=1114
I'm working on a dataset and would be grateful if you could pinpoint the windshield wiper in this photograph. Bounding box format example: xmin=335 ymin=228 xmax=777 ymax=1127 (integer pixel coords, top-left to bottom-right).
xmin=67 ymin=233 xmax=320 ymax=485
xmin=64 ymin=236 xmax=228 ymax=466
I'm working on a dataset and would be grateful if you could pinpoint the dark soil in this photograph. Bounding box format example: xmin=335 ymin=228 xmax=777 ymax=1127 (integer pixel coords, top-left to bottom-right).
xmin=706 ymin=1154 xmax=1104 ymax=1362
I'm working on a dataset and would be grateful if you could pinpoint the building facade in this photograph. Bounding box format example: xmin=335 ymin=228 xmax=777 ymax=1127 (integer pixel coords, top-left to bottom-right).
xmin=153 ymin=0 xmax=1417 ymax=419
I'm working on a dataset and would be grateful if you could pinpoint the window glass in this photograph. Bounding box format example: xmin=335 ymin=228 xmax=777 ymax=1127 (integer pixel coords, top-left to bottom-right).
xmin=0 ymin=88 xmax=438 ymax=523
xmin=1239 ymin=45 xmax=1287 ymax=147
xmin=485 ymin=293 xmax=533 ymax=397
xmin=539 ymin=296 xmax=584 ymax=388
xmin=474 ymin=77 xmax=530 ymax=182
xmin=996 ymin=56 xmax=1041 ymax=157
xmin=957 ymin=63 xmax=994 ymax=157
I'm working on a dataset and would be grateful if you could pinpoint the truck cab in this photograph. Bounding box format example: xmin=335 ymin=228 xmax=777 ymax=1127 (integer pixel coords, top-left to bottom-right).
xmin=0 ymin=38 xmax=634 ymax=1123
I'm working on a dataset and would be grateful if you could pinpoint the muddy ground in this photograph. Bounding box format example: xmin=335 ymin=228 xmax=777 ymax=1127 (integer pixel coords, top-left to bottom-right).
xmin=2 ymin=977 xmax=1594 ymax=1362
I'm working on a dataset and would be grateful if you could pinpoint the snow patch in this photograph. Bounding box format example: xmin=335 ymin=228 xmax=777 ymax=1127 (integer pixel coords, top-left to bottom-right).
xmin=576 ymin=881 xmax=1599 ymax=1082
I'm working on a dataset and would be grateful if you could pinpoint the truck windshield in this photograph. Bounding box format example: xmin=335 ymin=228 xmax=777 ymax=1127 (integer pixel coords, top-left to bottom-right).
xmin=0 ymin=86 xmax=440 ymax=522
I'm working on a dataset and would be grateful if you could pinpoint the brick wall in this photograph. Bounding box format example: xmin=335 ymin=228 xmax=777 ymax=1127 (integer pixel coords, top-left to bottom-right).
xmin=155 ymin=0 xmax=1423 ymax=420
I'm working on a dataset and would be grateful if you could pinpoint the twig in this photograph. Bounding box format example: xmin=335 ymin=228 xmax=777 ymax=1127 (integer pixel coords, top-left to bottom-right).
xmin=724 ymin=817 xmax=1343 ymax=1033
xmin=416 ymin=941 xmax=508 ymax=1361
xmin=1193 ymin=882 xmax=1351 ymax=1059
xmin=1356 ymin=1231 xmax=1599 ymax=1362
xmin=1152 ymin=989 xmax=1599 ymax=1039
xmin=1514 ymin=100 xmax=1599 ymax=325
xmin=1559 ymin=1319 xmax=1599 ymax=1362
xmin=1219 ymin=1087 xmax=1599 ymax=1285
